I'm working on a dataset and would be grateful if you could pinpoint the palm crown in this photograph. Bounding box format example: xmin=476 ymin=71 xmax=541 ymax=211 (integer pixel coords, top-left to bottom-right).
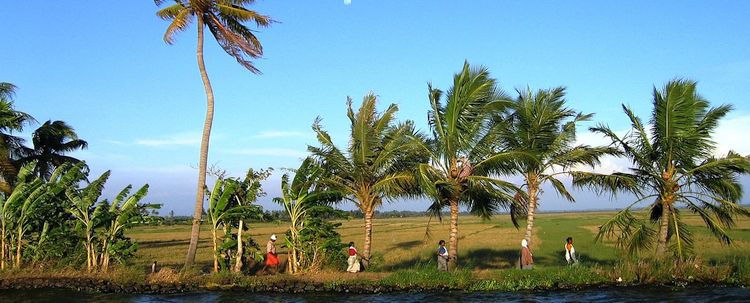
xmin=0 ymin=82 xmax=35 ymax=193
xmin=20 ymin=120 xmax=88 ymax=180
xmin=155 ymin=0 xmax=272 ymax=73
xmin=498 ymin=87 xmax=617 ymax=244
xmin=573 ymin=79 xmax=750 ymax=259
xmin=309 ymin=93 xmax=426 ymax=259
xmin=418 ymin=62 xmax=524 ymax=268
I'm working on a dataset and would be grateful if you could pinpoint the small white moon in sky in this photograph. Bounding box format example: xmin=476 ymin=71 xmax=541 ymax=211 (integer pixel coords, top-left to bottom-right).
xmin=344 ymin=0 xmax=351 ymax=5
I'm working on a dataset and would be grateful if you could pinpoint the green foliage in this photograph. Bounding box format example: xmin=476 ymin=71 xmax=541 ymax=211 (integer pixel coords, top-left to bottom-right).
xmin=0 ymin=162 xmax=86 ymax=268
xmin=309 ymin=93 xmax=427 ymax=259
xmin=420 ymin=61 xmax=522 ymax=219
xmin=208 ymin=168 xmax=271 ymax=272
xmin=573 ymin=79 xmax=750 ymax=260
xmin=297 ymin=205 xmax=347 ymax=270
xmin=381 ymin=267 xmax=474 ymax=289
xmin=469 ymin=267 xmax=608 ymax=291
xmin=0 ymin=161 xmax=154 ymax=271
xmin=498 ymin=86 xmax=618 ymax=232
xmin=18 ymin=120 xmax=88 ymax=180
xmin=418 ymin=61 xmax=526 ymax=269
xmin=0 ymin=83 xmax=35 ymax=194
xmin=275 ymin=158 xmax=344 ymax=272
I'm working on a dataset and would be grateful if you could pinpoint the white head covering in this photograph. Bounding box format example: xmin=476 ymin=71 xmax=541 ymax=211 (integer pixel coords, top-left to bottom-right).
xmin=521 ymin=239 xmax=528 ymax=248
xmin=270 ymin=234 xmax=277 ymax=241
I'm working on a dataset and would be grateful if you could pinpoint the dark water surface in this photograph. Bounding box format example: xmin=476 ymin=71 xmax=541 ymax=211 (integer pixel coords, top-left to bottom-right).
xmin=0 ymin=286 xmax=748 ymax=303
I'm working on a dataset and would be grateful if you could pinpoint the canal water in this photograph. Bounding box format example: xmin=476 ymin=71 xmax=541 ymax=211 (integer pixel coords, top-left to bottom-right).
xmin=0 ymin=285 xmax=747 ymax=302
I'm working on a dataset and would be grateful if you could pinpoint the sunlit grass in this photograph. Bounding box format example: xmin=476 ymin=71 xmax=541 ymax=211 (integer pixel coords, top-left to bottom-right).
xmin=128 ymin=211 xmax=750 ymax=274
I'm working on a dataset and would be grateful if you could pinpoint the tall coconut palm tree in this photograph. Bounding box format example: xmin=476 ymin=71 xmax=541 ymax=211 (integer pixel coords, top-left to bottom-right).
xmin=497 ymin=87 xmax=618 ymax=246
xmin=0 ymin=82 xmax=35 ymax=193
xmin=309 ymin=93 xmax=426 ymax=263
xmin=154 ymin=0 xmax=273 ymax=267
xmin=572 ymin=79 xmax=750 ymax=260
xmin=418 ymin=62 xmax=526 ymax=269
xmin=19 ymin=120 xmax=88 ymax=180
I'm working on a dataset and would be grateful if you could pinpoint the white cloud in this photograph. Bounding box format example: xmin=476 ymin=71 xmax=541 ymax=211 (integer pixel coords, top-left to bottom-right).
xmin=569 ymin=113 xmax=750 ymax=173
xmin=103 ymin=139 xmax=126 ymax=145
xmin=254 ymin=130 xmax=307 ymax=139
xmin=573 ymin=129 xmax=631 ymax=174
xmin=344 ymin=0 xmax=352 ymax=5
xmin=135 ymin=132 xmax=200 ymax=147
xmin=221 ymin=148 xmax=307 ymax=158
xmin=713 ymin=114 xmax=750 ymax=157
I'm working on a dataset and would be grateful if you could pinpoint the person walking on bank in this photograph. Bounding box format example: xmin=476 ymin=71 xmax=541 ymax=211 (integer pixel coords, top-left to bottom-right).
xmin=263 ymin=234 xmax=279 ymax=274
xmin=520 ymin=239 xmax=534 ymax=270
xmin=347 ymin=242 xmax=361 ymax=273
xmin=565 ymin=237 xmax=579 ymax=265
xmin=437 ymin=240 xmax=449 ymax=271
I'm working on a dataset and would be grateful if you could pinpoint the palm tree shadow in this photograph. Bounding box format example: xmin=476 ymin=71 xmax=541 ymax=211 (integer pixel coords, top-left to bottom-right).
xmin=462 ymin=248 xmax=548 ymax=269
xmin=575 ymin=252 xmax=616 ymax=266
xmin=547 ymin=249 xmax=616 ymax=266
xmin=393 ymin=240 xmax=423 ymax=250
xmin=384 ymin=248 xmax=551 ymax=271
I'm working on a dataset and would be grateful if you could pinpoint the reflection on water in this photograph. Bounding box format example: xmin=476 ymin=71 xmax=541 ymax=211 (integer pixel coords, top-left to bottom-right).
xmin=0 ymin=286 xmax=748 ymax=303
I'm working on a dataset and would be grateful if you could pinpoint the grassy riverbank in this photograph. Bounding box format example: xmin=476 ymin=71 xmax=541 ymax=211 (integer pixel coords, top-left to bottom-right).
xmin=130 ymin=211 xmax=750 ymax=271
xmin=2 ymin=259 xmax=748 ymax=293
xmin=1 ymin=211 xmax=749 ymax=293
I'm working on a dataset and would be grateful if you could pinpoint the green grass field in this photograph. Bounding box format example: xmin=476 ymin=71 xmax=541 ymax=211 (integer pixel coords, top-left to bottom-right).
xmin=129 ymin=211 xmax=750 ymax=274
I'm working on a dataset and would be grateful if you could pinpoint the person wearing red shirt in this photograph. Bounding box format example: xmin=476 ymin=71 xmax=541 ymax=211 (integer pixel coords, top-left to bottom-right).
xmin=347 ymin=242 xmax=361 ymax=273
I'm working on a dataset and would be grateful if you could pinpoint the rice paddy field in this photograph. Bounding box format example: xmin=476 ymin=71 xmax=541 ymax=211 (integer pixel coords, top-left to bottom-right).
xmin=129 ymin=211 xmax=750 ymax=273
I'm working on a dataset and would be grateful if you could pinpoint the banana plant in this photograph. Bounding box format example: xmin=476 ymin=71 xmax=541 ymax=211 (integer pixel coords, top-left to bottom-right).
xmin=230 ymin=168 xmax=271 ymax=273
xmin=1 ymin=163 xmax=40 ymax=269
xmin=66 ymin=170 xmax=111 ymax=272
xmin=2 ymin=162 xmax=85 ymax=268
xmin=98 ymin=184 xmax=151 ymax=271
xmin=207 ymin=178 xmax=240 ymax=272
xmin=274 ymin=158 xmax=341 ymax=274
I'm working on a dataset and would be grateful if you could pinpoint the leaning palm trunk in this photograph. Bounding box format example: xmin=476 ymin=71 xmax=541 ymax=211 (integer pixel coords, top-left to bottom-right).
xmin=448 ymin=199 xmax=459 ymax=270
xmin=186 ymin=15 xmax=216 ymax=268
xmin=655 ymin=198 xmax=672 ymax=258
xmin=363 ymin=208 xmax=374 ymax=264
xmin=524 ymin=176 xmax=540 ymax=245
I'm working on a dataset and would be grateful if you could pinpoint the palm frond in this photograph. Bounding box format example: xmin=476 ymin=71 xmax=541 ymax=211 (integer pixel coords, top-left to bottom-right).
xmin=571 ymin=171 xmax=640 ymax=196
xmin=546 ymin=175 xmax=575 ymax=202
xmin=595 ymin=207 xmax=656 ymax=256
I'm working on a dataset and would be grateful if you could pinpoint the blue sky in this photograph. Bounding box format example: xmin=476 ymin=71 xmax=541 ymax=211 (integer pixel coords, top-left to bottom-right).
xmin=1 ymin=1 xmax=749 ymax=215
